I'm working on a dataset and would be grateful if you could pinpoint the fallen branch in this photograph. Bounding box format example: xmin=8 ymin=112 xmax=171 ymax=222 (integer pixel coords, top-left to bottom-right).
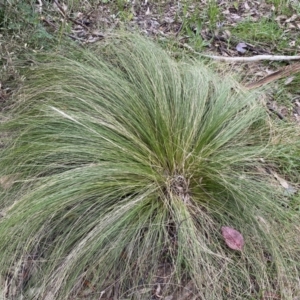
xmin=53 ymin=0 xmax=90 ymax=31
xmin=181 ymin=43 xmax=300 ymax=89
xmin=201 ymin=54 xmax=300 ymax=62
xmin=41 ymin=17 xmax=86 ymax=43
xmin=246 ymin=62 xmax=300 ymax=89
xmin=182 ymin=43 xmax=300 ymax=62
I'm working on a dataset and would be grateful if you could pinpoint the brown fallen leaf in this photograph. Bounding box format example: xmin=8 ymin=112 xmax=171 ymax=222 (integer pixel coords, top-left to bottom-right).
xmin=272 ymin=172 xmax=289 ymax=189
xmin=221 ymin=226 xmax=244 ymax=251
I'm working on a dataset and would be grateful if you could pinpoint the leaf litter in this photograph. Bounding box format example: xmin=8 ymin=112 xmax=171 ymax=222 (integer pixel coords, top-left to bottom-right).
xmin=221 ymin=226 xmax=244 ymax=251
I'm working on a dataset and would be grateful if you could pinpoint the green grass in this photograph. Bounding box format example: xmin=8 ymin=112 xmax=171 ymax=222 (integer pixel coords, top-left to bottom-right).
xmin=230 ymin=17 xmax=292 ymax=52
xmin=266 ymin=0 xmax=300 ymax=14
xmin=0 ymin=1 xmax=53 ymax=46
xmin=1 ymin=1 xmax=300 ymax=299
xmin=0 ymin=34 xmax=300 ymax=299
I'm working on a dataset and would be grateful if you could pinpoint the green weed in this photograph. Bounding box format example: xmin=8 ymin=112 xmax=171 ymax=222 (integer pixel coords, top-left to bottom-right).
xmin=266 ymin=0 xmax=299 ymax=14
xmin=230 ymin=18 xmax=289 ymax=51
xmin=207 ymin=0 xmax=220 ymax=28
xmin=0 ymin=1 xmax=55 ymax=50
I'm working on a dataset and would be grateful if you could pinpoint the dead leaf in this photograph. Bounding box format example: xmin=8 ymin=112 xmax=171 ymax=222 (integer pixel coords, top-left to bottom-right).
xmin=236 ymin=42 xmax=247 ymax=54
xmin=287 ymin=23 xmax=296 ymax=29
xmin=283 ymin=186 xmax=297 ymax=197
xmin=284 ymin=76 xmax=295 ymax=85
xmin=285 ymin=14 xmax=298 ymax=23
xmin=273 ymin=172 xmax=289 ymax=189
xmin=244 ymin=2 xmax=250 ymax=10
xmin=164 ymin=17 xmax=174 ymax=24
xmin=221 ymin=226 xmax=244 ymax=251
xmin=289 ymin=40 xmax=296 ymax=47
xmin=257 ymin=216 xmax=270 ymax=233
xmin=155 ymin=283 xmax=163 ymax=298
xmin=99 ymin=290 xmax=105 ymax=299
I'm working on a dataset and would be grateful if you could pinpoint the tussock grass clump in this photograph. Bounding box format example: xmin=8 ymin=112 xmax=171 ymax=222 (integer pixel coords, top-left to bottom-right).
xmin=0 ymin=35 xmax=300 ymax=299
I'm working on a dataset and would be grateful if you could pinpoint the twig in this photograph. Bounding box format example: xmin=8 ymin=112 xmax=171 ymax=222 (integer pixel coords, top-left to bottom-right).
xmin=267 ymin=105 xmax=285 ymax=121
xmin=42 ymin=18 xmax=85 ymax=43
xmin=246 ymin=62 xmax=300 ymax=89
xmin=182 ymin=43 xmax=300 ymax=89
xmin=41 ymin=17 xmax=58 ymax=30
xmin=67 ymin=34 xmax=86 ymax=42
xmin=202 ymin=54 xmax=300 ymax=62
xmin=182 ymin=43 xmax=300 ymax=62
xmin=175 ymin=22 xmax=183 ymax=37
xmin=53 ymin=0 xmax=90 ymax=31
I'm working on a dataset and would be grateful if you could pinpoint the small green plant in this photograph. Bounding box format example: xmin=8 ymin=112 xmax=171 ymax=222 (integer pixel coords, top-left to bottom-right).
xmin=266 ymin=0 xmax=297 ymax=14
xmin=267 ymin=0 xmax=285 ymax=11
xmin=0 ymin=34 xmax=300 ymax=299
xmin=1 ymin=1 xmax=38 ymax=31
xmin=1 ymin=1 xmax=55 ymax=50
xmin=230 ymin=17 xmax=290 ymax=51
xmin=57 ymin=0 xmax=99 ymax=10
xmin=181 ymin=5 xmax=209 ymax=51
xmin=207 ymin=0 xmax=220 ymax=28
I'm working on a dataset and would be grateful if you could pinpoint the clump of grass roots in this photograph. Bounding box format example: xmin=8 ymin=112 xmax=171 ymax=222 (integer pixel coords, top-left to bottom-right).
xmin=0 ymin=34 xmax=300 ymax=299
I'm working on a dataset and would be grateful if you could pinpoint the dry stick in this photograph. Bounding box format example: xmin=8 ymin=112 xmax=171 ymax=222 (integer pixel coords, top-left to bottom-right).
xmin=182 ymin=43 xmax=300 ymax=88
xmin=267 ymin=105 xmax=285 ymax=121
xmin=41 ymin=17 xmax=58 ymax=30
xmin=42 ymin=18 xmax=85 ymax=42
xmin=53 ymin=0 xmax=90 ymax=31
xmin=182 ymin=43 xmax=300 ymax=62
xmin=201 ymin=54 xmax=300 ymax=62
xmin=247 ymin=63 xmax=300 ymax=120
xmin=182 ymin=43 xmax=300 ymax=120
xmin=246 ymin=62 xmax=300 ymax=89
